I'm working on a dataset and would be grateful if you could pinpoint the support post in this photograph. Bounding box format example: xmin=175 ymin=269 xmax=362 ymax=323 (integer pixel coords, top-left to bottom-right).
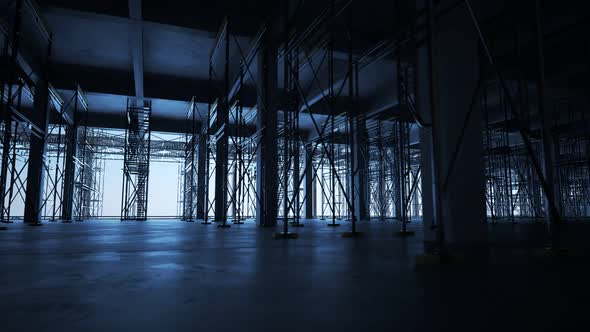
xmin=196 ymin=133 xmax=207 ymax=219
xmin=417 ymin=0 xmax=487 ymax=247
xmin=214 ymin=21 xmax=230 ymax=226
xmin=303 ymin=143 xmax=315 ymax=219
xmin=24 ymin=79 xmax=50 ymax=224
xmin=534 ymin=0 xmax=561 ymax=226
xmin=353 ymin=114 xmax=369 ymax=221
xmin=256 ymin=29 xmax=278 ymax=227
xmin=60 ymin=110 xmax=78 ymax=222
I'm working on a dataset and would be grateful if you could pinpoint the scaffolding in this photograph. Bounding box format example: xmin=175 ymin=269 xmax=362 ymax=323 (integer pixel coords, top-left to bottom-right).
xmin=181 ymin=98 xmax=198 ymax=221
xmin=0 ymin=0 xmax=47 ymax=222
xmin=121 ymin=99 xmax=152 ymax=220
xmin=204 ymin=17 xmax=268 ymax=226
xmin=0 ymin=80 xmax=33 ymax=222
xmin=9 ymin=0 xmax=588 ymax=226
xmin=281 ymin=0 xmax=359 ymax=233
xmin=41 ymin=85 xmax=70 ymax=220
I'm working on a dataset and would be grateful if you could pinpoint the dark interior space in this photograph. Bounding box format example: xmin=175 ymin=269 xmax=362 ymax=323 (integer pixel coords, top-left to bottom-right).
xmin=1 ymin=0 xmax=590 ymax=330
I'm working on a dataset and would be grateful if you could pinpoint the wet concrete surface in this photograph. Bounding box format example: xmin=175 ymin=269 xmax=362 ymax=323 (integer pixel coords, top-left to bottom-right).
xmin=1 ymin=219 xmax=589 ymax=331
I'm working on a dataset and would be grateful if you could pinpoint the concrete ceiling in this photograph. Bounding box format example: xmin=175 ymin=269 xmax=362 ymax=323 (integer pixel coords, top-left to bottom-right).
xmin=3 ymin=0 xmax=417 ymax=134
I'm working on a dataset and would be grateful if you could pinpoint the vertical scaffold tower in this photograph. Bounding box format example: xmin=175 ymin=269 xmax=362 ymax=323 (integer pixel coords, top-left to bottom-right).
xmin=121 ymin=99 xmax=152 ymax=221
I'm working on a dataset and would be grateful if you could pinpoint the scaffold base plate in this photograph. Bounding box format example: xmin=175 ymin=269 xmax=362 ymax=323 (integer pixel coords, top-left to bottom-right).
xmin=217 ymin=224 xmax=231 ymax=228
xmin=327 ymin=223 xmax=341 ymax=227
xmin=27 ymin=222 xmax=43 ymax=227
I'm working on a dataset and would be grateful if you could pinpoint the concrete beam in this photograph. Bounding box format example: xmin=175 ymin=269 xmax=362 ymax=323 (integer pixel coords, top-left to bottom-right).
xmin=50 ymin=64 xmax=259 ymax=108
xmin=128 ymin=0 xmax=144 ymax=105
xmin=40 ymin=3 xmax=262 ymax=38
xmin=79 ymin=111 xmax=257 ymax=135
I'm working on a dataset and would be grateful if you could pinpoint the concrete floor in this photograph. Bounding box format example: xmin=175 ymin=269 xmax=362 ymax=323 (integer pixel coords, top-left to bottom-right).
xmin=1 ymin=219 xmax=589 ymax=331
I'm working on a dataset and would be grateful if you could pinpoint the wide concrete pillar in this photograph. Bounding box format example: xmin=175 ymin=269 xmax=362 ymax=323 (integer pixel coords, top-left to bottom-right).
xmin=417 ymin=0 xmax=487 ymax=246
xmin=419 ymin=128 xmax=436 ymax=242
xmin=255 ymin=33 xmax=278 ymax=227
xmin=196 ymin=133 xmax=207 ymax=219
xmin=214 ymin=27 xmax=231 ymax=224
xmin=60 ymin=122 xmax=78 ymax=221
xmin=24 ymin=79 xmax=50 ymax=224
xmin=353 ymin=115 xmax=369 ymax=221
xmin=303 ymin=143 xmax=315 ymax=219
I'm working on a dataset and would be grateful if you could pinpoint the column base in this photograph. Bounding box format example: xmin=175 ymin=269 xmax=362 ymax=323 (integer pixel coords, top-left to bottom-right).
xmin=217 ymin=223 xmax=231 ymax=228
xmin=395 ymin=230 xmax=416 ymax=237
xmin=530 ymin=247 xmax=587 ymax=262
xmin=273 ymin=232 xmax=298 ymax=239
xmin=327 ymin=223 xmax=341 ymax=227
xmin=342 ymin=231 xmax=364 ymax=238
xmin=26 ymin=222 xmax=43 ymax=227
xmin=415 ymin=253 xmax=466 ymax=266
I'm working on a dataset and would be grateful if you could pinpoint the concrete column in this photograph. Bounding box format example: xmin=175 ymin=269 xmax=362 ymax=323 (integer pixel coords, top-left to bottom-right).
xmin=24 ymin=79 xmax=50 ymax=224
xmin=214 ymin=27 xmax=231 ymax=224
xmin=549 ymin=134 xmax=562 ymax=216
xmin=293 ymin=139 xmax=300 ymax=220
xmin=81 ymin=148 xmax=95 ymax=218
xmin=419 ymin=127 xmax=436 ymax=242
xmin=353 ymin=115 xmax=369 ymax=221
xmin=303 ymin=143 xmax=315 ymax=219
xmin=416 ymin=0 xmax=487 ymax=246
xmin=196 ymin=133 xmax=207 ymax=219
xmin=182 ymin=136 xmax=194 ymax=220
xmin=214 ymin=99 xmax=229 ymax=222
xmin=393 ymin=124 xmax=403 ymax=220
xmin=231 ymin=160 xmax=237 ymax=218
xmin=255 ymin=33 xmax=278 ymax=227
xmin=534 ymin=1 xmax=561 ymax=224
xmin=60 ymin=122 xmax=78 ymax=221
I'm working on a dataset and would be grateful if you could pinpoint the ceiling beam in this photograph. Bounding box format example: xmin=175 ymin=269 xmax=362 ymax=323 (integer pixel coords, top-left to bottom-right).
xmin=50 ymin=63 xmax=259 ymax=108
xmin=128 ymin=0 xmax=144 ymax=105
xmin=39 ymin=3 xmax=258 ymax=38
